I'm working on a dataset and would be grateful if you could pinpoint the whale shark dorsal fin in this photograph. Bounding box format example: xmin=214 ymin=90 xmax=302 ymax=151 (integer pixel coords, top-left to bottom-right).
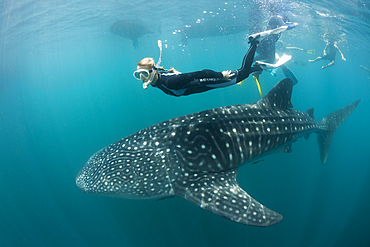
xmin=260 ymin=78 xmax=294 ymax=110
xmin=305 ymin=108 xmax=315 ymax=119
xmin=174 ymin=169 xmax=282 ymax=226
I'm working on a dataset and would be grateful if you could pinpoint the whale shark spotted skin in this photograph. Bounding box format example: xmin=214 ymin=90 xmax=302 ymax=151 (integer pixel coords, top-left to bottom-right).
xmin=76 ymin=78 xmax=360 ymax=227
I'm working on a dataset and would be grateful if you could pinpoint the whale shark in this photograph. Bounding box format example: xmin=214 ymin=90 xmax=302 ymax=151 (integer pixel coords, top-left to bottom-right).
xmin=110 ymin=19 xmax=153 ymax=48
xmin=76 ymin=78 xmax=360 ymax=227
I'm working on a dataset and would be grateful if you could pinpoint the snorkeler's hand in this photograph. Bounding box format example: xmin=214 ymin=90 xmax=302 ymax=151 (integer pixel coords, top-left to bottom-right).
xmin=168 ymin=67 xmax=181 ymax=74
xmin=293 ymin=22 xmax=299 ymax=27
xmin=222 ymin=70 xmax=235 ymax=80
xmin=342 ymin=56 xmax=346 ymax=61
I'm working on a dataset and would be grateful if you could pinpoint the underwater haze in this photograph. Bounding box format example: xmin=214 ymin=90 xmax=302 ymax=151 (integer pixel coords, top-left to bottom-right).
xmin=1 ymin=0 xmax=370 ymax=246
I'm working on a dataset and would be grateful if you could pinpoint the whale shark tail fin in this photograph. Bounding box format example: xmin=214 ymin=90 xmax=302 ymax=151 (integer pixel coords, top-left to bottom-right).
xmin=317 ymin=100 xmax=361 ymax=164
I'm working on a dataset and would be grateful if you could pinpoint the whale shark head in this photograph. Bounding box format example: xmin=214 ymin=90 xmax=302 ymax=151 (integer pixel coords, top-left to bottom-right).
xmin=76 ymin=134 xmax=179 ymax=199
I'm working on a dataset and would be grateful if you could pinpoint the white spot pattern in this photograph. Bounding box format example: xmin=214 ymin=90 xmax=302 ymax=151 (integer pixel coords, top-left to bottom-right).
xmin=76 ymin=78 xmax=331 ymax=227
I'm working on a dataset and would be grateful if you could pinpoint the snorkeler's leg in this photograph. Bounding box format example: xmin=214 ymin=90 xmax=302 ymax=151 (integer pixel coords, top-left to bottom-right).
xmin=235 ymin=37 xmax=259 ymax=82
xmin=322 ymin=60 xmax=335 ymax=69
xmin=309 ymin=56 xmax=322 ymax=63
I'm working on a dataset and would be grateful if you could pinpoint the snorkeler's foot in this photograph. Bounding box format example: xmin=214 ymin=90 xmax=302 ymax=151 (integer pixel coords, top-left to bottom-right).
xmin=248 ymin=34 xmax=260 ymax=44
xmin=251 ymin=64 xmax=263 ymax=74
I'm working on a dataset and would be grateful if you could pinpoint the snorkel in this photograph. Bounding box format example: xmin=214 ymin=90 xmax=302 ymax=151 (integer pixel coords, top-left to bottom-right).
xmin=143 ymin=40 xmax=163 ymax=89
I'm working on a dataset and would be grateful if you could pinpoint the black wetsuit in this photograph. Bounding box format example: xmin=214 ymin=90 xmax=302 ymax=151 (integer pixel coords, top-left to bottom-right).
xmin=255 ymin=16 xmax=296 ymax=63
xmin=152 ymin=40 xmax=261 ymax=97
xmin=322 ymin=42 xmax=337 ymax=61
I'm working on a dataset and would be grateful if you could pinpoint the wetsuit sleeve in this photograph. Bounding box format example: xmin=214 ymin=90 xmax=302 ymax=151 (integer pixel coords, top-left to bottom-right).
xmin=161 ymin=70 xmax=224 ymax=90
xmin=286 ymin=22 xmax=296 ymax=30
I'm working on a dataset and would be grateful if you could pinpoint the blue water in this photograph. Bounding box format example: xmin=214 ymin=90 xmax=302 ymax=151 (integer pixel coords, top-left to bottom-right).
xmin=1 ymin=0 xmax=370 ymax=246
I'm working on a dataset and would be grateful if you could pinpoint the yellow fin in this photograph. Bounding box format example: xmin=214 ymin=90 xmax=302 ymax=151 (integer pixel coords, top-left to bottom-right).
xmin=306 ymin=49 xmax=316 ymax=55
xmin=237 ymin=79 xmax=245 ymax=85
xmin=286 ymin=47 xmax=316 ymax=55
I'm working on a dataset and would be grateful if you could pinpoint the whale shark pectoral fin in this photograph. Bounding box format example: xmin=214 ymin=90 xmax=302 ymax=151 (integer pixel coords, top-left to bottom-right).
xmin=174 ymin=169 xmax=282 ymax=227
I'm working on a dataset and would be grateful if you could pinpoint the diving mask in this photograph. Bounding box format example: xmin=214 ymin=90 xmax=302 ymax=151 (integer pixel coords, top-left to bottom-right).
xmin=133 ymin=69 xmax=153 ymax=81
xmin=133 ymin=40 xmax=163 ymax=89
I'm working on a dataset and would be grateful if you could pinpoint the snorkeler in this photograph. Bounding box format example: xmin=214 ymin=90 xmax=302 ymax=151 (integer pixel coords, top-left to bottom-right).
xmin=253 ymin=15 xmax=298 ymax=64
xmin=251 ymin=14 xmax=298 ymax=84
xmin=309 ymin=39 xmax=346 ymax=69
xmin=132 ymin=37 xmax=263 ymax=97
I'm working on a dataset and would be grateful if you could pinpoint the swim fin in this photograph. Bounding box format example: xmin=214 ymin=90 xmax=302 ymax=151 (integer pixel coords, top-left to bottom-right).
xmin=280 ymin=64 xmax=298 ymax=85
xmin=285 ymin=47 xmax=316 ymax=55
xmin=306 ymin=49 xmax=316 ymax=55
xmin=274 ymin=53 xmax=298 ymax=85
xmin=237 ymin=79 xmax=245 ymax=85
xmin=256 ymin=54 xmax=292 ymax=69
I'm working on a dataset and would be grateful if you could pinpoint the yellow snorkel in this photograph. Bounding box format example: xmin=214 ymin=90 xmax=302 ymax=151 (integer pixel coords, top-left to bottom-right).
xmin=143 ymin=40 xmax=163 ymax=89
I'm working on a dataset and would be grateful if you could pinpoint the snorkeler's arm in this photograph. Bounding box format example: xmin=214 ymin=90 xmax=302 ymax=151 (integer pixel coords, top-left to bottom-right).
xmin=277 ymin=16 xmax=298 ymax=30
xmin=334 ymin=44 xmax=346 ymax=61
xmin=163 ymin=70 xmax=223 ymax=90
xmin=323 ymin=43 xmax=329 ymax=56
xmin=286 ymin=22 xmax=298 ymax=30
xmin=167 ymin=67 xmax=181 ymax=74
